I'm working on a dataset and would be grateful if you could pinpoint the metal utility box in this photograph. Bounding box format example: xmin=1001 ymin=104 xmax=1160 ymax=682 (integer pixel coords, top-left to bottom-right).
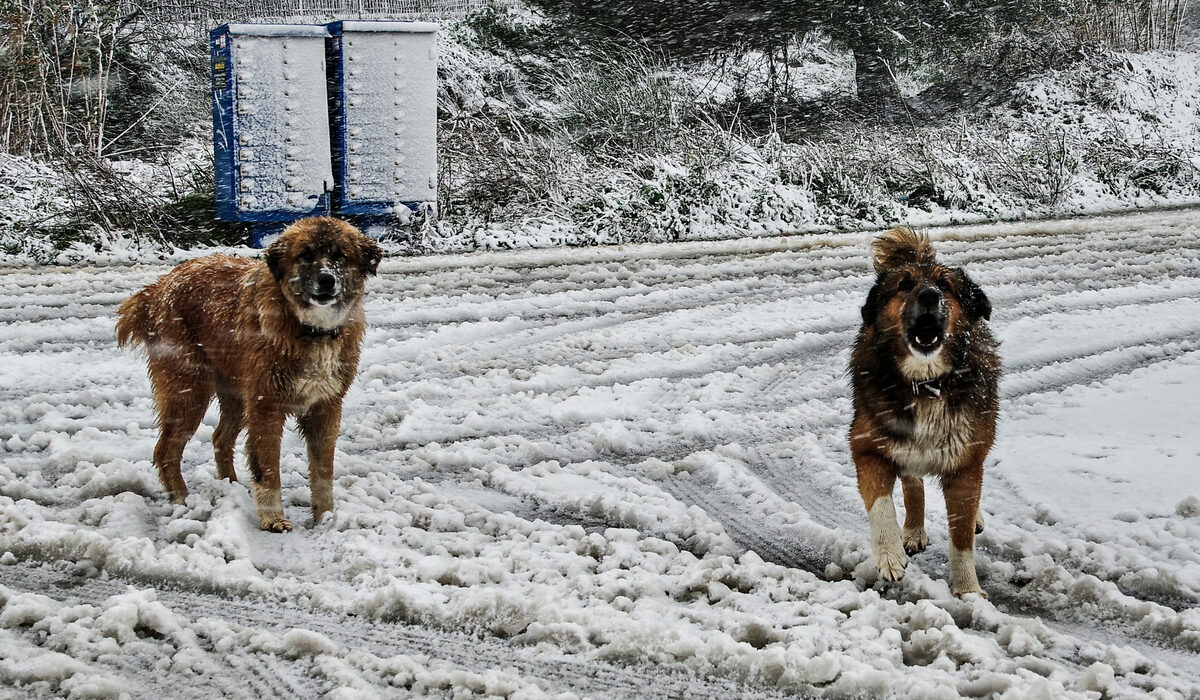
xmin=210 ymin=24 xmax=334 ymax=242
xmin=325 ymin=21 xmax=438 ymax=219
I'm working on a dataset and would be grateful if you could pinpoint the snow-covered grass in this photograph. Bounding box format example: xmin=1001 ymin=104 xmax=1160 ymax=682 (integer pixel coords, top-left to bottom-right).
xmin=0 ymin=154 xmax=72 ymax=253
xmin=424 ymin=18 xmax=1200 ymax=252
xmin=6 ymin=14 xmax=1200 ymax=260
xmin=0 ymin=208 xmax=1197 ymax=697
xmin=0 ymin=134 xmax=222 ymax=264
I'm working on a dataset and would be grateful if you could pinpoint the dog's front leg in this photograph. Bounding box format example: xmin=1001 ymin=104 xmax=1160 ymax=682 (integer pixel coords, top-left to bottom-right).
xmin=942 ymin=459 xmax=985 ymax=598
xmin=900 ymin=475 xmax=928 ymax=554
xmin=853 ymin=449 xmax=906 ymax=582
xmin=245 ymin=402 xmax=291 ymax=532
xmin=298 ymin=400 xmax=342 ymax=525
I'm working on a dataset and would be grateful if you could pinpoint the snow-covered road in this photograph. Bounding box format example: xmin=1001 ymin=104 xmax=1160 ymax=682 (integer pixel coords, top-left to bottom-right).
xmin=1 ymin=209 xmax=1198 ymax=698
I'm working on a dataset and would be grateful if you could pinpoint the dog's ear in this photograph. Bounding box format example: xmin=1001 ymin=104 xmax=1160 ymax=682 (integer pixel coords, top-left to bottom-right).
xmin=861 ymin=279 xmax=885 ymax=325
xmin=953 ymin=268 xmax=991 ymax=321
xmin=359 ymin=236 xmax=382 ymax=276
xmin=265 ymin=239 xmax=287 ymax=282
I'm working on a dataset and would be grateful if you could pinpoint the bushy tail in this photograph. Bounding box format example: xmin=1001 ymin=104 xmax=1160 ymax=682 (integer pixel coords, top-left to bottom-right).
xmin=872 ymin=226 xmax=937 ymax=273
xmin=115 ymin=291 xmax=151 ymax=348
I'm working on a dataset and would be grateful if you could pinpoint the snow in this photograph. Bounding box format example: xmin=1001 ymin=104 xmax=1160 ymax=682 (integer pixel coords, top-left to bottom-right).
xmin=339 ymin=21 xmax=441 ymax=34
xmin=1002 ymin=356 xmax=1200 ymax=521
xmin=225 ymin=24 xmax=330 ymax=38
xmin=0 ymin=154 xmax=71 ymax=253
xmin=0 ymin=208 xmax=1198 ymax=696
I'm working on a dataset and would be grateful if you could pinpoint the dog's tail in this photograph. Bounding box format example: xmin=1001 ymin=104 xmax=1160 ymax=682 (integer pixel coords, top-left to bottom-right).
xmin=115 ymin=290 xmax=151 ymax=349
xmin=872 ymin=226 xmax=937 ymax=273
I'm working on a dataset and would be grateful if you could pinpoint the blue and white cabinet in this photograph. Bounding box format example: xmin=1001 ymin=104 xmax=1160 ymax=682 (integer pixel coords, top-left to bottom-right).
xmin=325 ymin=21 xmax=439 ymax=220
xmin=210 ymin=24 xmax=334 ymax=241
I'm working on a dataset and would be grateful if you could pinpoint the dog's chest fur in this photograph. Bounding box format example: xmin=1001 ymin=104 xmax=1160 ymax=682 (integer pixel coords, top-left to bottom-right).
xmin=881 ymin=399 xmax=975 ymax=476
xmin=286 ymin=342 xmax=347 ymax=413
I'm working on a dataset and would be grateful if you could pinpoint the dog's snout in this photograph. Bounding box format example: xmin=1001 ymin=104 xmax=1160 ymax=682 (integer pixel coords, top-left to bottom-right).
xmin=916 ymin=286 xmax=941 ymax=309
xmin=316 ymin=270 xmax=337 ymax=291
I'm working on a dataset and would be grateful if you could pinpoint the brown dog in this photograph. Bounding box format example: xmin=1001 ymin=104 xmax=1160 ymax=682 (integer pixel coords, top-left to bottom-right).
xmin=849 ymin=227 xmax=999 ymax=597
xmin=116 ymin=217 xmax=381 ymax=531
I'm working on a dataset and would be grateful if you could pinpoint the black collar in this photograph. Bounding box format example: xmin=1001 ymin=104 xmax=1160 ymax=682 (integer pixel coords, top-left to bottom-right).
xmin=911 ymin=376 xmax=943 ymax=399
xmin=297 ymin=324 xmax=340 ymax=340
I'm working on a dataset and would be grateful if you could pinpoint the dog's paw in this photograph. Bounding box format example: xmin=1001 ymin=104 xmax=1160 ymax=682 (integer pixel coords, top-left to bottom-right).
xmin=259 ymin=515 xmax=293 ymax=533
xmin=949 ymin=546 xmax=984 ymax=599
xmin=902 ymin=527 xmax=928 ymax=555
xmin=310 ymin=485 xmax=333 ymax=526
xmin=874 ymin=545 xmax=908 ymax=582
xmin=953 ymin=586 xmax=988 ymax=600
xmin=975 ymin=511 xmax=985 ymax=534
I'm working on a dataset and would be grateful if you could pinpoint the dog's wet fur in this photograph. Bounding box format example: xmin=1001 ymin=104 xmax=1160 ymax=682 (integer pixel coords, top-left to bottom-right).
xmin=849 ymin=226 xmax=999 ymax=597
xmin=116 ymin=217 xmax=381 ymax=531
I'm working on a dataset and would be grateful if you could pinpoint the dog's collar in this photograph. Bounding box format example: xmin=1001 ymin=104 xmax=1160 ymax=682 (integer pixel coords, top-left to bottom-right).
xmin=297 ymin=324 xmax=340 ymax=340
xmin=911 ymin=377 xmax=944 ymax=399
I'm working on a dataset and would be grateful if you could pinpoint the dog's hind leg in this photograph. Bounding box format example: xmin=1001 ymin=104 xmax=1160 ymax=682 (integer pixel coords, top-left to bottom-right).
xmin=149 ymin=367 xmax=211 ymax=505
xmin=298 ymin=400 xmax=342 ymax=525
xmin=213 ymin=383 xmax=243 ymax=482
xmin=900 ymin=475 xmax=928 ymax=555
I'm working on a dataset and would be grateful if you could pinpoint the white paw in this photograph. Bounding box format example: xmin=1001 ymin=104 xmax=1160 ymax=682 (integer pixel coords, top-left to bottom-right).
xmin=868 ymin=496 xmax=907 ymax=582
xmin=975 ymin=510 xmax=985 ymax=534
xmin=903 ymin=526 xmax=928 ymax=555
xmin=874 ymin=543 xmax=908 ymax=582
xmin=259 ymin=513 xmax=293 ymax=533
xmin=953 ymin=585 xmax=988 ymax=599
xmin=949 ymin=546 xmax=984 ymax=598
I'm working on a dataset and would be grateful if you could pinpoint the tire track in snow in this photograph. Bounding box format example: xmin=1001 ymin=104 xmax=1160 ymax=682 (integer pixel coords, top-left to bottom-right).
xmin=364 ymin=220 xmax=1200 ymax=648
xmin=293 ymin=302 xmax=1200 ymax=563
xmin=0 ymin=218 xmax=1190 ymax=328
xmin=0 ymin=562 xmax=789 ymax=699
xmin=3 ymin=209 xmax=1200 ymax=696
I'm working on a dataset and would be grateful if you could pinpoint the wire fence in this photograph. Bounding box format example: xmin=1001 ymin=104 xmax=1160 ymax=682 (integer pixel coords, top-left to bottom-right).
xmin=119 ymin=0 xmax=488 ymax=26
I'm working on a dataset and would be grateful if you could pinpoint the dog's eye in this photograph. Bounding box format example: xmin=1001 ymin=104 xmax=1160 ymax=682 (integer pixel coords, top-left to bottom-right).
xmin=936 ymin=278 xmax=952 ymax=291
xmin=897 ymin=277 xmax=914 ymax=292
xmin=299 ymin=250 xmax=315 ymax=262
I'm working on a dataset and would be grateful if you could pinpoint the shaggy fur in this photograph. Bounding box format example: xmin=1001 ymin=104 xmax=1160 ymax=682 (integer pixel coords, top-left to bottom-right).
xmin=116 ymin=217 xmax=381 ymax=531
xmin=849 ymin=226 xmax=999 ymax=597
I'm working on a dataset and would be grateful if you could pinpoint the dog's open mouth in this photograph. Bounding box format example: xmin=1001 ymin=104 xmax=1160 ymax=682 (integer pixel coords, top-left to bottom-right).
xmin=908 ymin=315 xmax=944 ymax=354
xmin=308 ymin=292 xmax=338 ymax=306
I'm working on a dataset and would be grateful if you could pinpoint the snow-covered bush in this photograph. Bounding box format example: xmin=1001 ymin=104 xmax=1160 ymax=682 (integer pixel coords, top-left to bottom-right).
xmin=416 ymin=9 xmax=1200 ymax=251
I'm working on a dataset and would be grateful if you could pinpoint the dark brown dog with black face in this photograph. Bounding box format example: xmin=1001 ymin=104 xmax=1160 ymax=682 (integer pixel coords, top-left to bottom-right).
xmin=849 ymin=226 xmax=999 ymax=597
xmin=116 ymin=217 xmax=381 ymax=531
